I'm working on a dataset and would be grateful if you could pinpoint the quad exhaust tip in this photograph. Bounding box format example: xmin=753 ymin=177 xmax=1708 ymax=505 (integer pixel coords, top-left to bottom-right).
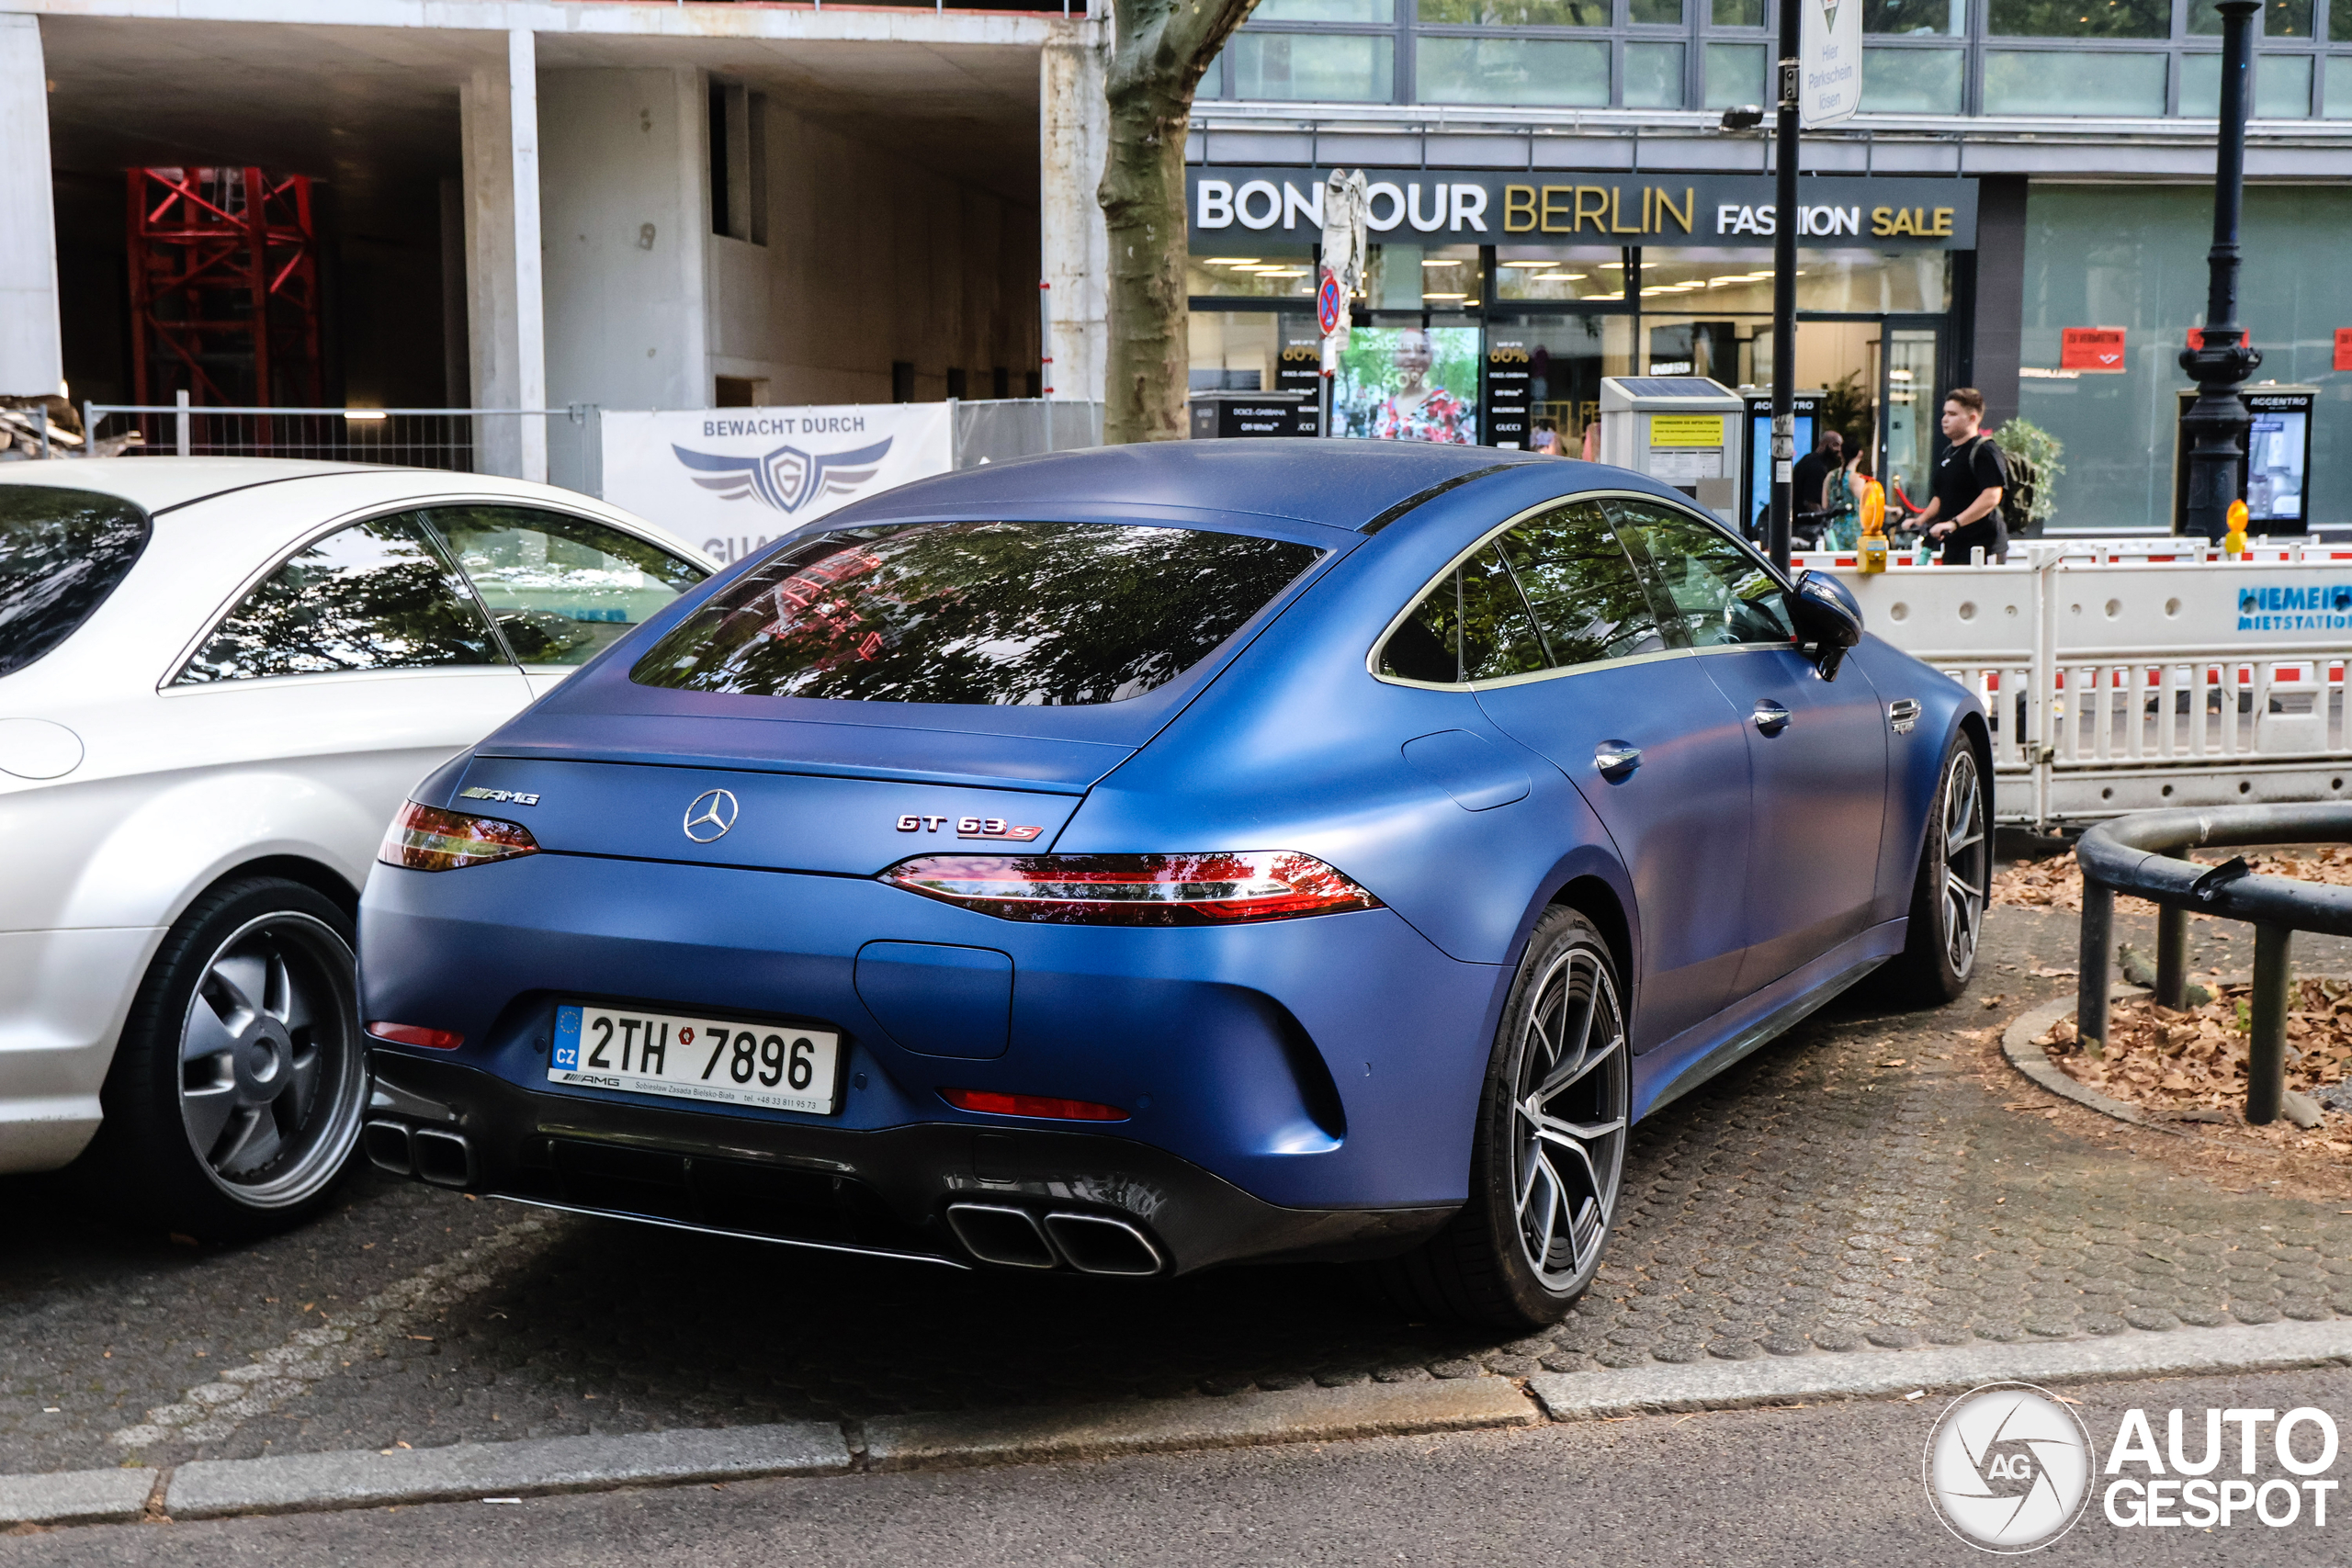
xmin=945 ymin=1202 xmax=1164 ymax=1276
xmin=364 ymin=1118 xmax=474 ymax=1189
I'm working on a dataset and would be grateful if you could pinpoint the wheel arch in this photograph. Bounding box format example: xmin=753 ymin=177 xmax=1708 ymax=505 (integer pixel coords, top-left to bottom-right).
xmin=1548 ymin=874 xmax=1633 ymax=1000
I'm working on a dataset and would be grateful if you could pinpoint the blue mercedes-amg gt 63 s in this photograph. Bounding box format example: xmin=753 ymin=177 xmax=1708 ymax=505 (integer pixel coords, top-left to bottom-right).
xmin=357 ymin=442 xmax=1988 ymax=1327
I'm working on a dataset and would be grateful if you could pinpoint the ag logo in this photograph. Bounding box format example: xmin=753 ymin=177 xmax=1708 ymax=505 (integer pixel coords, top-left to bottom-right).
xmin=1924 ymin=1382 xmax=2096 ymax=1552
xmin=670 ymin=436 xmax=893 ymax=513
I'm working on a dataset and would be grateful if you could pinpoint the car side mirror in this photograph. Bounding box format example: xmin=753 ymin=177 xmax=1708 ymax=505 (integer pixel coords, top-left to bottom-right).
xmin=1788 ymin=570 xmax=1862 ymax=681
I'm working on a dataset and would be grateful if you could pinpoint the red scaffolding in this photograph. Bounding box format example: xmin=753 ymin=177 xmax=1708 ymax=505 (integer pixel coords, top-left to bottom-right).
xmin=128 ymin=166 xmax=322 ymax=409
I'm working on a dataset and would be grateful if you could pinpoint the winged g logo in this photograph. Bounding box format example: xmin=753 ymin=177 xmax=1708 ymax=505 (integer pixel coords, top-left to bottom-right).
xmin=671 ymin=435 xmax=895 ymax=513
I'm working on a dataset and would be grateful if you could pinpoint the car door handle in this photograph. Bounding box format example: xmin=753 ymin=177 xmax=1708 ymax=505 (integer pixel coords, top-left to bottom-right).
xmin=1752 ymin=701 xmax=1792 ymax=735
xmin=1593 ymin=741 xmax=1643 ymax=776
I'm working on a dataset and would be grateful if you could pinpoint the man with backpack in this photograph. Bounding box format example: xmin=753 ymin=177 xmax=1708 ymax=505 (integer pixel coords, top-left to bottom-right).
xmin=1913 ymin=387 xmax=2008 ymax=564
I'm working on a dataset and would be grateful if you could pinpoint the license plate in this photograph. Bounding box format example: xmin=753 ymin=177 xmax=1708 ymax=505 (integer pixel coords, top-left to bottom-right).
xmin=549 ymin=1003 xmax=841 ymax=1115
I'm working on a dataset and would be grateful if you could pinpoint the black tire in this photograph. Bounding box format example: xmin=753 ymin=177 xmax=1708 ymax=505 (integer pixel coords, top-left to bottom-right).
xmin=1883 ymin=731 xmax=1991 ymax=1006
xmin=1377 ymin=907 xmax=1629 ymax=1330
xmin=77 ymin=876 xmax=368 ymax=1240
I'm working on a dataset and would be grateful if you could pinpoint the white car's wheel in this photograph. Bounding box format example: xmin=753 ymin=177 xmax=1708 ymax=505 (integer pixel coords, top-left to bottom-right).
xmin=82 ymin=877 xmax=368 ymax=1238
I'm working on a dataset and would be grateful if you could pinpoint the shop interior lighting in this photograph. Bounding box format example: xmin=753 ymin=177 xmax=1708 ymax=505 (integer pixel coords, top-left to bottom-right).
xmin=1422 ymin=291 xmax=1467 ymax=299
xmin=344 ymin=409 xmax=388 ymax=422
xmin=1204 ymin=258 xmax=1258 ymax=265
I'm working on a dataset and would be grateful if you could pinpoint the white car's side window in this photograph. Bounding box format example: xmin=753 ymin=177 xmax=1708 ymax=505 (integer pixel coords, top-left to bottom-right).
xmin=175 ymin=517 xmax=505 ymax=684
xmin=417 ymin=506 xmax=706 ymax=669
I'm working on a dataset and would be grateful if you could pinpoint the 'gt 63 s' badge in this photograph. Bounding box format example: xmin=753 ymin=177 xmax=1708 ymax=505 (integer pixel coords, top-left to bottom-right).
xmin=896 ymin=815 xmax=1044 ymax=841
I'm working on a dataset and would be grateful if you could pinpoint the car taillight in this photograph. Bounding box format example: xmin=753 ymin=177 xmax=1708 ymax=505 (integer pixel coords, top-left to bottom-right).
xmin=378 ymin=800 xmax=539 ymax=872
xmin=877 ymin=852 xmax=1380 ymax=926
xmin=367 ymin=1022 xmax=464 ymax=1050
xmin=940 ymin=1088 xmax=1128 ymax=1122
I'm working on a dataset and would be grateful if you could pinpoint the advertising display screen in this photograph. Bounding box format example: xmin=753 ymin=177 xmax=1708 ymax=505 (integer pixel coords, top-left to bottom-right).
xmin=2245 ymin=395 xmax=2310 ymax=526
xmin=1333 ymin=327 xmax=1481 ymax=445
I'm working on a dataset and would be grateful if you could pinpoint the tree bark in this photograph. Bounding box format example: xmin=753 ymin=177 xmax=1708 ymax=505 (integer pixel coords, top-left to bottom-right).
xmin=1098 ymin=0 xmax=1258 ymax=445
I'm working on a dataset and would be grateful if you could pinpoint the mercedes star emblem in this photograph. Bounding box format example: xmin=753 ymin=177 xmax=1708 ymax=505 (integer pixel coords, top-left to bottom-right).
xmin=683 ymin=788 xmax=739 ymax=843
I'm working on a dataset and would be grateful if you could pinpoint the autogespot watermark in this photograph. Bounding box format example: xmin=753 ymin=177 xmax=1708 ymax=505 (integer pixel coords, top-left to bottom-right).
xmin=1923 ymin=1383 xmax=2343 ymax=1552
xmin=1924 ymin=1382 xmax=2096 ymax=1552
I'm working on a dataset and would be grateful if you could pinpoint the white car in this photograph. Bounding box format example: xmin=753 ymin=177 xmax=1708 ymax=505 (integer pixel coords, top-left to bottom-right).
xmin=0 ymin=459 xmax=713 ymax=1236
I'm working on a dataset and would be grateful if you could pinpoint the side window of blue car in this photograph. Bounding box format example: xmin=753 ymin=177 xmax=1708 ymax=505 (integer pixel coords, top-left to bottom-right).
xmin=1604 ymin=499 xmax=1795 ymax=649
xmin=1376 ymin=502 xmax=1664 ymax=684
xmin=1496 ymin=502 xmax=1667 ymax=669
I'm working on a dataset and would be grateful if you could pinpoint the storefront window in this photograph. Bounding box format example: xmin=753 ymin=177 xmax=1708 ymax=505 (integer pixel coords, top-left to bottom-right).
xmin=1495 ymin=247 xmax=1630 ymax=302
xmin=1866 ymin=0 xmax=1966 ymax=32
xmin=2328 ymin=53 xmax=2352 ymax=108
xmin=1417 ymin=37 xmax=1609 ymax=103
xmin=2335 ymin=0 xmax=2352 ymax=38
xmin=2181 ymin=51 xmax=2314 ymax=115
xmin=1256 ymin=0 xmax=1395 ymax=17
xmin=1861 ymin=46 xmax=1963 ymax=109
xmin=1364 ymin=243 xmax=1484 ymax=309
xmin=1704 ymin=42 xmax=1768 ymax=104
xmin=1987 ymin=0 xmax=2167 ymax=35
xmin=1630 ymin=0 xmax=1685 ymax=20
xmin=1641 ymin=248 xmax=1951 ymax=313
xmin=1230 ymin=33 xmax=1396 ymax=99
xmin=1624 ymin=41 xmax=1687 ymax=107
xmin=1712 ymin=0 xmax=1764 ymax=25
xmin=2190 ymin=0 xmax=2308 ymax=33
xmin=1418 ymin=0 xmax=1608 ymax=21
xmin=2018 ymin=184 xmax=2352 ymax=531
xmin=1984 ymin=49 xmax=2167 ymax=111
xmin=1188 ymin=254 xmax=1317 ymax=299
xmin=1189 ymin=312 xmax=1314 ymax=392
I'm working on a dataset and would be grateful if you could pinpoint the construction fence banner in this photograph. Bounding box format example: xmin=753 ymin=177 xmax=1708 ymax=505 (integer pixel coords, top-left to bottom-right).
xmin=599 ymin=403 xmax=954 ymax=564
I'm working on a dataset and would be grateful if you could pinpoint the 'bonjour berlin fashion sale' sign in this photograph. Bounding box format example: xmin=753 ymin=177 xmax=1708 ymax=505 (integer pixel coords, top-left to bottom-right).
xmin=1188 ymin=169 xmax=1978 ymax=249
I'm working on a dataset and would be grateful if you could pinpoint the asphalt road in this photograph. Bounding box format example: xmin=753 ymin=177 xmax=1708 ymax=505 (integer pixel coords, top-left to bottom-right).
xmin=8 ymin=1365 xmax=2348 ymax=1566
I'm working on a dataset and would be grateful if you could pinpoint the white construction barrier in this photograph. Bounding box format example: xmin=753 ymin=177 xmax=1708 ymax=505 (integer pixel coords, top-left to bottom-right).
xmin=1807 ymin=540 xmax=2352 ymax=830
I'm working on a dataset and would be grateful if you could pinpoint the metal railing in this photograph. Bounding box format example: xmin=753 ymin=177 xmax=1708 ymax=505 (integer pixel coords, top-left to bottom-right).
xmin=2075 ymin=803 xmax=2352 ymax=1124
xmin=80 ymin=398 xmax=598 ymax=493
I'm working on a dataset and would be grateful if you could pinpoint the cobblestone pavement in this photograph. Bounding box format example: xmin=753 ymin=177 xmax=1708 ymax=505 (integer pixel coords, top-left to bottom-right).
xmin=6 ymin=900 xmax=2351 ymax=1478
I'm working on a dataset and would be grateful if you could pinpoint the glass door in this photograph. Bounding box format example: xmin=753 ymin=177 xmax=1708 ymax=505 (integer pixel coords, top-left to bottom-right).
xmin=1880 ymin=320 xmax=1943 ymax=517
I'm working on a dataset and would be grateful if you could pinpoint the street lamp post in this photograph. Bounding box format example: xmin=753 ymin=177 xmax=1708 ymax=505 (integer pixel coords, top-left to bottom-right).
xmin=1767 ymin=0 xmax=1801 ymax=573
xmin=2179 ymin=0 xmax=2264 ymax=544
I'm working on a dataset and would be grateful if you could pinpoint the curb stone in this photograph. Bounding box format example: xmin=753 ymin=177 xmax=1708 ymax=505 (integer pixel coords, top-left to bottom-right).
xmin=10 ymin=1323 xmax=2352 ymax=1528
xmin=164 ymin=1420 xmax=849 ymax=1519
xmin=1528 ymin=1318 xmax=2352 ymax=1419
xmin=2001 ymin=988 xmax=2165 ymax=1128
xmin=862 ymin=1376 xmax=1540 ymax=1472
xmin=0 ymin=1465 xmax=157 ymax=1528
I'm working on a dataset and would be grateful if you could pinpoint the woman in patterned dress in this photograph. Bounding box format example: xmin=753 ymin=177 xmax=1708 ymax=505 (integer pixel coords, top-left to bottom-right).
xmin=1372 ymin=330 xmax=1470 ymax=445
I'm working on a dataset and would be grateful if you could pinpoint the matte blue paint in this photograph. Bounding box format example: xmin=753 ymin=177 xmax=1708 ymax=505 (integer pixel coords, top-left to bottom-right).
xmin=854 ymin=942 xmax=1014 ymax=1059
xmin=362 ymin=442 xmax=1982 ymax=1260
xmin=1400 ymin=730 xmax=1533 ymax=812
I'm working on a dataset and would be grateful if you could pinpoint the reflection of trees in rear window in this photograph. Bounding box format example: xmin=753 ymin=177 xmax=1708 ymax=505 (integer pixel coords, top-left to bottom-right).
xmin=0 ymin=485 xmax=151 ymax=678
xmin=177 ymin=519 xmax=502 ymax=682
xmin=632 ymin=521 xmax=1322 ymax=705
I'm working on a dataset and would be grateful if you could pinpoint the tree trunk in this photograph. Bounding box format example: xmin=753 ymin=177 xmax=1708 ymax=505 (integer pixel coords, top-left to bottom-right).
xmin=1097 ymin=0 xmax=1258 ymax=445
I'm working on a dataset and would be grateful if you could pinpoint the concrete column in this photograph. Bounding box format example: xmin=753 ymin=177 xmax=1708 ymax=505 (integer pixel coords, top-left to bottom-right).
xmin=539 ymin=67 xmax=709 ymax=412
xmin=1039 ymin=38 xmax=1109 ymax=406
xmin=0 ymin=16 xmax=62 ymax=398
xmin=459 ymin=28 xmax=548 ymax=480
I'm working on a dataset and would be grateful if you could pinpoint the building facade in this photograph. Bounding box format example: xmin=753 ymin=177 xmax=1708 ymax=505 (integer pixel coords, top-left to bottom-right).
xmin=1 ymin=0 xmax=2345 ymax=531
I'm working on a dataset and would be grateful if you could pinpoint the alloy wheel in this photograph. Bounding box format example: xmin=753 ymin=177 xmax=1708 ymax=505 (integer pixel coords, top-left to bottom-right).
xmin=1940 ymin=747 xmax=1988 ymax=980
xmin=176 ymin=911 xmax=366 ymax=1209
xmin=1509 ymin=944 xmax=1629 ymax=1292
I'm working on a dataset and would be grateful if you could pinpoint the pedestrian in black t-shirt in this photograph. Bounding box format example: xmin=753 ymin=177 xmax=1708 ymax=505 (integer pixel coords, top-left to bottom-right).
xmin=1791 ymin=430 xmax=1843 ymax=525
xmin=1913 ymin=387 xmax=2008 ymax=565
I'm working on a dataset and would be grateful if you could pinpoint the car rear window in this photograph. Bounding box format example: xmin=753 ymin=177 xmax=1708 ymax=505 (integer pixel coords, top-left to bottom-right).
xmin=0 ymin=485 xmax=152 ymax=679
xmin=631 ymin=520 xmax=1323 ymax=706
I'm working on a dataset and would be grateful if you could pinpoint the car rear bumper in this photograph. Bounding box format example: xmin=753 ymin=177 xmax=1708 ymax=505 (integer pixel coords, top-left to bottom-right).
xmin=358 ymin=852 xmax=1507 ymax=1219
xmin=364 ymin=1052 xmax=1454 ymax=1275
